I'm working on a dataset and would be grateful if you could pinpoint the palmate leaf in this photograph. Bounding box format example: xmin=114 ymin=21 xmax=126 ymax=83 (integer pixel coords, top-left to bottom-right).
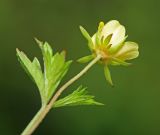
xmin=16 ymin=49 xmax=45 ymax=103
xmin=53 ymin=86 xmax=103 ymax=108
xmin=35 ymin=39 xmax=72 ymax=102
xmin=17 ymin=39 xmax=72 ymax=105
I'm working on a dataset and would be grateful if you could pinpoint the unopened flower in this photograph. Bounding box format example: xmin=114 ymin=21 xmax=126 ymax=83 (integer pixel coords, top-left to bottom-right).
xmin=78 ymin=20 xmax=139 ymax=85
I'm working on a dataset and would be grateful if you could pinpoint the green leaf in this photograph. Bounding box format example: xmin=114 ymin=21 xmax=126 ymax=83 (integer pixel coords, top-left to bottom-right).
xmin=17 ymin=39 xmax=72 ymax=105
xmin=79 ymin=26 xmax=94 ymax=50
xmin=35 ymin=39 xmax=72 ymax=102
xmin=104 ymin=66 xmax=113 ymax=86
xmin=53 ymin=86 xmax=104 ymax=108
xmin=77 ymin=55 xmax=94 ymax=63
xmin=60 ymin=50 xmax=66 ymax=59
xmin=16 ymin=49 xmax=45 ymax=104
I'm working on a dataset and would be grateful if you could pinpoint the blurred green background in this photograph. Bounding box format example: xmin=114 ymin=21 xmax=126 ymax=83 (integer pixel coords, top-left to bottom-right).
xmin=0 ymin=0 xmax=160 ymax=135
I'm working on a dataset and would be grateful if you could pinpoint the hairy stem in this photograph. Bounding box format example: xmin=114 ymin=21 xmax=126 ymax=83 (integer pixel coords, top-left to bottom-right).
xmin=21 ymin=55 xmax=101 ymax=135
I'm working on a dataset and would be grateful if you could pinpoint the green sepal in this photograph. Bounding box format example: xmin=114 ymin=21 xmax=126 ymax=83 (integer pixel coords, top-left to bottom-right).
xmin=109 ymin=61 xmax=121 ymax=66
xmin=108 ymin=36 xmax=128 ymax=54
xmin=53 ymin=86 xmax=104 ymax=108
xmin=79 ymin=26 xmax=94 ymax=50
xmin=96 ymin=22 xmax=104 ymax=46
xmin=100 ymin=36 xmax=104 ymax=45
xmin=111 ymin=57 xmax=132 ymax=66
xmin=104 ymin=65 xmax=113 ymax=86
xmin=103 ymin=34 xmax=113 ymax=46
xmin=77 ymin=55 xmax=94 ymax=63
xmin=95 ymin=32 xmax=101 ymax=46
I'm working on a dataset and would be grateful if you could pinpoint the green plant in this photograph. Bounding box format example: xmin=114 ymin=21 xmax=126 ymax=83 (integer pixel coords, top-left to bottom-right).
xmin=17 ymin=20 xmax=139 ymax=135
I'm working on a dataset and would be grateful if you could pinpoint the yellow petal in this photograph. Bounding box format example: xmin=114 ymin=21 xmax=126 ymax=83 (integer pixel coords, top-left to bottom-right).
xmin=101 ymin=20 xmax=126 ymax=47
xmin=114 ymin=42 xmax=139 ymax=60
xmin=110 ymin=25 xmax=126 ymax=46
xmin=101 ymin=20 xmax=120 ymax=39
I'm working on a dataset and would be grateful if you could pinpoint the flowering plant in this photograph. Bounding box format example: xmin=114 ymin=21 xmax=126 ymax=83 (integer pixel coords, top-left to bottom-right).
xmin=17 ymin=20 xmax=139 ymax=135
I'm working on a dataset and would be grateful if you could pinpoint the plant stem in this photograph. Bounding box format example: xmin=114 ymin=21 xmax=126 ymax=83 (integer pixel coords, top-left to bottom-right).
xmin=21 ymin=105 xmax=46 ymax=135
xmin=21 ymin=54 xmax=101 ymax=135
